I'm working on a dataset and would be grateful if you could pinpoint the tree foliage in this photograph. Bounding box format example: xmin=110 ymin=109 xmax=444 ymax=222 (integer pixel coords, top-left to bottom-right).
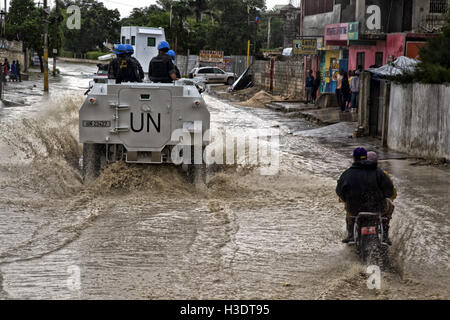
xmin=60 ymin=0 xmax=120 ymax=54
xmin=119 ymin=0 xmax=275 ymax=55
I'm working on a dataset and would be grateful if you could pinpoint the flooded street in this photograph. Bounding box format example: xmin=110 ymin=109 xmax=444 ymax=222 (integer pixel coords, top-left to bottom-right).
xmin=0 ymin=62 xmax=448 ymax=299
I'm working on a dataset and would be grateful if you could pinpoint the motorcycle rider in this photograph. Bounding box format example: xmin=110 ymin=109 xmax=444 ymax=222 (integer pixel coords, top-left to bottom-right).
xmin=167 ymin=50 xmax=181 ymax=80
xmin=336 ymin=147 xmax=394 ymax=244
xmin=124 ymin=44 xmax=145 ymax=82
xmin=108 ymin=44 xmax=140 ymax=84
xmin=148 ymin=41 xmax=177 ymax=83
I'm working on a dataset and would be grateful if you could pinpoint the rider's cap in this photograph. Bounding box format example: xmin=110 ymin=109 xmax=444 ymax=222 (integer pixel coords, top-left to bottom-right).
xmin=167 ymin=50 xmax=176 ymax=58
xmin=367 ymin=151 xmax=378 ymax=162
xmin=353 ymin=147 xmax=367 ymax=161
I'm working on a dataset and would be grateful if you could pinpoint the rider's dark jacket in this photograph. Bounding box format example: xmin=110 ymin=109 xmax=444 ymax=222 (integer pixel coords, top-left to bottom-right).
xmin=336 ymin=160 xmax=394 ymax=216
xmin=148 ymin=52 xmax=176 ymax=83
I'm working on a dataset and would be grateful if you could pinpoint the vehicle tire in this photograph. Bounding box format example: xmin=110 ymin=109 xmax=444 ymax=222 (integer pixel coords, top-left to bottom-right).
xmin=226 ymin=77 xmax=234 ymax=85
xmin=361 ymin=235 xmax=381 ymax=265
xmin=82 ymin=143 xmax=106 ymax=183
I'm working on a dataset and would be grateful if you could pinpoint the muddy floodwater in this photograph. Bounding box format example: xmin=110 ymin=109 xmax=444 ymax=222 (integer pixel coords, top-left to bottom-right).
xmin=0 ymin=62 xmax=448 ymax=299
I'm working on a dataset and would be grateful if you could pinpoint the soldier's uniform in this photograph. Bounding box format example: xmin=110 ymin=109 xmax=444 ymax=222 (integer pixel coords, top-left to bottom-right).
xmin=148 ymin=52 xmax=176 ymax=83
xmin=108 ymin=56 xmax=140 ymax=84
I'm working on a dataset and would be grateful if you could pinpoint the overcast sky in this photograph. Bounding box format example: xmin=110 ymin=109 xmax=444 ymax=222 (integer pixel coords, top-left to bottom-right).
xmin=3 ymin=0 xmax=292 ymax=19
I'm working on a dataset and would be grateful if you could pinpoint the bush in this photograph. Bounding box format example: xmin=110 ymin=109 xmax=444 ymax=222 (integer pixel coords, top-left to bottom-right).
xmin=60 ymin=50 xmax=74 ymax=58
xmin=86 ymin=51 xmax=108 ymax=60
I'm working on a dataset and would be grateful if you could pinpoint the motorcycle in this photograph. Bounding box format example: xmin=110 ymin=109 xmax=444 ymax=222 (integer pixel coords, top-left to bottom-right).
xmin=351 ymin=212 xmax=389 ymax=265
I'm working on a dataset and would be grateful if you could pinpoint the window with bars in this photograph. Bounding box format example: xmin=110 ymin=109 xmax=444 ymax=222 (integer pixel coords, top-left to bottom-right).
xmin=430 ymin=0 xmax=448 ymax=13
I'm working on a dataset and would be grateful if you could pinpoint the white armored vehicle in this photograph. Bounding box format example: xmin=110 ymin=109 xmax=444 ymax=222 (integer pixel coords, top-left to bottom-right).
xmin=79 ymin=79 xmax=210 ymax=180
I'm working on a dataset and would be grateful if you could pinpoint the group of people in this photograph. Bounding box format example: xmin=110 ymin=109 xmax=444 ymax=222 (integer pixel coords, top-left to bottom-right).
xmin=2 ymin=58 xmax=22 ymax=83
xmin=335 ymin=66 xmax=362 ymax=113
xmin=305 ymin=70 xmax=321 ymax=104
xmin=107 ymin=40 xmax=181 ymax=84
xmin=336 ymin=147 xmax=397 ymax=245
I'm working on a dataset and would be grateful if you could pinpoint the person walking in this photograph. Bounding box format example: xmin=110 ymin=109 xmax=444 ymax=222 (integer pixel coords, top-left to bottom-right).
xmin=312 ymin=71 xmax=321 ymax=104
xmin=350 ymin=70 xmax=360 ymax=112
xmin=305 ymin=70 xmax=314 ymax=104
xmin=341 ymin=71 xmax=350 ymax=112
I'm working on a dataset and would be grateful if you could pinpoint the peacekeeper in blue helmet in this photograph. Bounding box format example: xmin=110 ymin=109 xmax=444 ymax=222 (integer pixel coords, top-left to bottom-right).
xmin=108 ymin=44 xmax=140 ymax=84
xmin=168 ymin=50 xmax=181 ymax=80
xmin=124 ymin=44 xmax=144 ymax=82
xmin=148 ymin=41 xmax=177 ymax=83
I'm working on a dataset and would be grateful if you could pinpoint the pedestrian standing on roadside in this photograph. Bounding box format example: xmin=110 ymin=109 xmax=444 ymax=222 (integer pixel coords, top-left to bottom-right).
xmin=341 ymin=71 xmax=350 ymax=112
xmin=2 ymin=58 xmax=9 ymax=84
xmin=16 ymin=61 xmax=22 ymax=82
xmin=11 ymin=61 xmax=17 ymax=82
xmin=305 ymin=70 xmax=314 ymax=104
xmin=350 ymin=70 xmax=360 ymax=112
xmin=336 ymin=69 xmax=344 ymax=110
xmin=312 ymin=70 xmax=321 ymax=104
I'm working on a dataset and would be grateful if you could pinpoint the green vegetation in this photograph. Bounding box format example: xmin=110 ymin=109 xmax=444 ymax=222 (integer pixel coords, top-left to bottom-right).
xmin=5 ymin=0 xmax=284 ymax=68
xmin=86 ymin=51 xmax=107 ymax=60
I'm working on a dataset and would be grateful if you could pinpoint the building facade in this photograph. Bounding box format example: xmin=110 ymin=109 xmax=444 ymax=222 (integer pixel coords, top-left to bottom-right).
xmin=300 ymin=0 xmax=448 ymax=93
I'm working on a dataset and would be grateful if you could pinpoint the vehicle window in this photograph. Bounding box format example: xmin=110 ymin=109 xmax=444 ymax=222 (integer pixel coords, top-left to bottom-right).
xmin=214 ymin=68 xmax=225 ymax=74
xmin=121 ymin=36 xmax=125 ymax=44
xmin=147 ymin=37 xmax=156 ymax=47
xmin=199 ymin=68 xmax=213 ymax=74
xmin=131 ymin=36 xmax=136 ymax=45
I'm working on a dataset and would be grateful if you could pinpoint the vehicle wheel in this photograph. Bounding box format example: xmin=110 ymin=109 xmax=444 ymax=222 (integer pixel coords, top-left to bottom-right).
xmin=361 ymin=235 xmax=381 ymax=265
xmin=226 ymin=77 xmax=234 ymax=85
xmin=82 ymin=143 xmax=106 ymax=183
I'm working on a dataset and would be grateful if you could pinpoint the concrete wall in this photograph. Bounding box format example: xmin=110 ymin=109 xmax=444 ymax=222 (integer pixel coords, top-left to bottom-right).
xmin=303 ymin=4 xmax=342 ymax=36
xmin=388 ymin=83 xmax=450 ymax=160
xmin=252 ymin=58 xmax=305 ymax=99
xmin=0 ymin=40 xmax=25 ymax=68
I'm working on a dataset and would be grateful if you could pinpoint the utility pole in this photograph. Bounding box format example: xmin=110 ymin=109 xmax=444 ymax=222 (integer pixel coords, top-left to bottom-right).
xmin=267 ymin=16 xmax=272 ymax=49
xmin=246 ymin=4 xmax=250 ymax=69
xmin=52 ymin=0 xmax=58 ymax=77
xmin=43 ymin=0 xmax=49 ymax=91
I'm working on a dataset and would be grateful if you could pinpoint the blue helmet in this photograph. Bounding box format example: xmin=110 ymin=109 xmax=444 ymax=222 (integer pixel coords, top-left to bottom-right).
xmin=113 ymin=44 xmax=126 ymax=55
xmin=157 ymin=40 xmax=170 ymax=50
xmin=124 ymin=44 xmax=134 ymax=54
xmin=167 ymin=50 xmax=176 ymax=58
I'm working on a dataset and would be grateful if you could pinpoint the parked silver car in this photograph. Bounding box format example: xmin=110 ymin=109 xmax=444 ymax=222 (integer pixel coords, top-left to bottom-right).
xmin=189 ymin=67 xmax=236 ymax=85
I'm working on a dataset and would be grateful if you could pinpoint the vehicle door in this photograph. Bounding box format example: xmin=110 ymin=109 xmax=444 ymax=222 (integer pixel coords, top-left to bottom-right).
xmin=213 ymin=68 xmax=227 ymax=83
